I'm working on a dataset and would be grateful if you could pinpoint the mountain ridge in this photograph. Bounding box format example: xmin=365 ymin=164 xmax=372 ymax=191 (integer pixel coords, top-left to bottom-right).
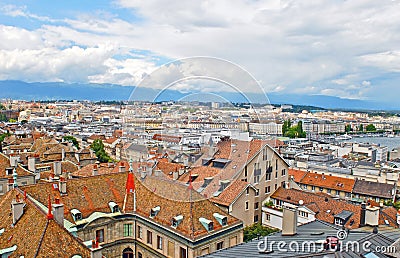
xmin=0 ymin=80 xmax=395 ymax=110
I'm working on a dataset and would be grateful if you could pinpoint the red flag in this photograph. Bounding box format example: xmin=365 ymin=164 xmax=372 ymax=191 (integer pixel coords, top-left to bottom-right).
xmin=126 ymin=172 xmax=135 ymax=193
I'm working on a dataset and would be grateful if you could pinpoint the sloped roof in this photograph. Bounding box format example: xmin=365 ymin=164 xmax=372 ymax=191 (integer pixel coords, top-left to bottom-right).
xmin=353 ymin=180 xmax=394 ymax=199
xmin=21 ymin=172 xmax=241 ymax=240
xmin=0 ymin=190 xmax=91 ymax=257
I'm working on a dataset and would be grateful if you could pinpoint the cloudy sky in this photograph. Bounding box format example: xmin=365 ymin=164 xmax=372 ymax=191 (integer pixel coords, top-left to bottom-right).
xmin=0 ymin=0 xmax=399 ymax=105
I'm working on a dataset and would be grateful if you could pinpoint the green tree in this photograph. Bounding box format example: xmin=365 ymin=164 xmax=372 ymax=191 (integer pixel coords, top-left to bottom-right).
xmin=365 ymin=124 xmax=376 ymax=132
xmin=0 ymin=132 xmax=11 ymax=142
xmin=243 ymin=223 xmax=278 ymax=242
xmin=345 ymin=124 xmax=352 ymax=132
xmin=0 ymin=114 xmax=7 ymax=122
xmin=358 ymin=124 xmax=364 ymax=132
xmin=63 ymin=135 xmax=80 ymax=149
xmin=90 ymin=139 xmax=112 ymax=163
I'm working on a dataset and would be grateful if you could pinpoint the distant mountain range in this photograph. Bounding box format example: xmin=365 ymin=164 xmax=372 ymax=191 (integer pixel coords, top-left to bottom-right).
xmin=0 ymin=80 xmax=396 ymax=110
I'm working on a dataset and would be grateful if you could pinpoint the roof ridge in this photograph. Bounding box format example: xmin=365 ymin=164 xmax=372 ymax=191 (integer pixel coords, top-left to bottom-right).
xmin=34 ymin=220 xmax=49 ymax=257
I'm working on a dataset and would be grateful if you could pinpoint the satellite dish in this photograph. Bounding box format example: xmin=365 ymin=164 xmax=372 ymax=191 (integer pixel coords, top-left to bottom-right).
xmin=299 ymin=200 xmax=304 ymax=205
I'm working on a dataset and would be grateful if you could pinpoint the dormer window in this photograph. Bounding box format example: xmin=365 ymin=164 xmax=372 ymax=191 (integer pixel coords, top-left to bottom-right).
xmin=199 ymin=217 xmax=214 ymax=231
xmin=71 ymin=209 xmax=82 ymax=221
xmin=150 ymin=206 xmax=160 ymax=218
xmin=213 ymin=213 xmax=227 ymax=226
xmin=108 ymin=201 xmax=119 ymax=213
xmin=172 ymin=215 xmax=183 ymax=228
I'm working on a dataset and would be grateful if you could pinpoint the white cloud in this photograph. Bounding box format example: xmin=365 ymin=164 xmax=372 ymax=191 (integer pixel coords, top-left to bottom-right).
xmin=1 ymin=0 xmax=400 ymax=104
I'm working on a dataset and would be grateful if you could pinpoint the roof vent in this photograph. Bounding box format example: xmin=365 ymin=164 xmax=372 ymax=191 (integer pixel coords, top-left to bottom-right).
xmin=172 ymin=215 xmax=183 ymax=228
xmin=199 ymin=217 xmax=214 ymax=231
xmin=213 ymin=213 xmax=227 ymax=226
xmin=71 ymin=208 xmax=82 ymax=222
xmin=108 ymin=202 xmax=120 ymax=213
xmin=150 ymin=206 xmax=160 ymax=218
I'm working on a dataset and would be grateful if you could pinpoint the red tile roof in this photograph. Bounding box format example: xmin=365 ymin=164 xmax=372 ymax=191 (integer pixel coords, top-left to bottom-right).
xmin=211 ymin=180 xmax=250 ymax=206
xmin=299 ymin=170 xmax=355 ymax=192
xmin=21 ymin=172 xmax=241 ymax=240
xmin=0 ymin=190 xmax=91 ymax=257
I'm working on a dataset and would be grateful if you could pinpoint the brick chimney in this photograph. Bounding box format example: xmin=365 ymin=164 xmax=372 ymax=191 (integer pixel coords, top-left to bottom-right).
xmin=28 ymin=156 xmax=36 ymax=173
xmin=119 ymin=162 xmax=125 ymax=173
xmin=52 ymin=198 xmax=64 ymax=226
xmin=92 ymin=164 xmax=98 ymax=176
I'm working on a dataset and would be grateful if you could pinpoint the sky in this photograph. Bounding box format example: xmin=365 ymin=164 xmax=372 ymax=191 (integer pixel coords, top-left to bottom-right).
xmin=0 ymin=0 xmax=400 ymax=106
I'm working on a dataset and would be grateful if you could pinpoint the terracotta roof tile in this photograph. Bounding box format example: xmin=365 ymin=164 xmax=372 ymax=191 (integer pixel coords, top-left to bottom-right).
xmin=211 ymin=180 xmax=250 ymax=206
xmin=0 ymin=190 xmax=91 ymax=257
xmin=299 ymin=171 xmax=355 ymax=192
xmin=21 ymin=172 xmax=240 ymax=240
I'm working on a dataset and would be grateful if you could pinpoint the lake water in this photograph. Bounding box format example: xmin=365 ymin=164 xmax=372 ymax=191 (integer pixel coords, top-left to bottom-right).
xmin=345 ymin=136 xmax=400 ymax=151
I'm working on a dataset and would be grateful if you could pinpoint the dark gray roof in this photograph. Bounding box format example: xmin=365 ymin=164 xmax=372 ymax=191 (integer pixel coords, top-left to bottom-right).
xmin=352 ymin=180 xmax=394 ymax=199
xmin=202 ymin=221 xmax=400 ymax=258
xmin=334 ymin=210 xmax=354 ymax=221
xmin=126 ymin=144 xmax=148 ymax=153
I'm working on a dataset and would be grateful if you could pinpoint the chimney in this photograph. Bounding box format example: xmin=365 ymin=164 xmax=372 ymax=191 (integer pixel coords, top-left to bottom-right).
xmin=119 ymin=162 xmax=125 ymax=173
xmin=365 ymin=205 xmax=380 ymax=227
xmin=7 ymin=178 xmax=14 ymax=191
xmin=61 ymin=148 xmax=65 ymax=161
xmin=154 ymin=169 xmax=162 ymax=177
xmin=12 ymin=197 xmax=24 ymax=224
xmin=28 ymin=157 xmax=36 ymax=172
xmin=59 ymin=177 xmax=67 ymax=195
xmin=53 ymin=161 xmax=61 ymax=176
xmin=10 ymin=155 xmax=19 ymax=167
xmin=146 ymin=165 xmax=152 ymax=176
xmin=52 ymin=198 xmax=64 ymax=226
xmin=282 ymin=204 xmax=297 ymax=236
xmin=360 ymin=203 xmax=366 ymax=227
xmin=92 ymin=164 xmax=98 ymax=176
xmin=173 ymin=171 xmax=178 ymax=180
xmin=138 ymin=167 xmax=146 ymax=179
xmin=178 ymin=168 xmax=185 ymax=176
xmin=90 ymin=240 xmax=103 ymax=258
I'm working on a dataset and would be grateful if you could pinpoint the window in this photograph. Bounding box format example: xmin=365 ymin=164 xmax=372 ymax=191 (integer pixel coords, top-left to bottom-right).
xmin=123 ymin=224 xmax=133 ymax=237
xmin=254 ymin=202 xmax=259 ymax=210
xmin=275 ymin=171 xmax=278 ymax=178
xmin=336 ymin=190 xmax=340 ymax=196
xmin=217 ymin=241 xmax=224 ymax=250
xmin=281 ymin=169 xmax=286 ymax=176
xmin=311 ymin=186 xmax=315 ymax=191
xmin=137 ymin=225 xmax=143 ymax=239
xmin=245 ymin=201 xmax=249 ymax=210
xmin=345 ymin=192 xmax=351 ymax=198
xmin=246 ymin=188 xmax=249 ymax=195
xmin=0 ymin=184 xmax=3 ymax=193
xmin=157 ymin=236 xmax=163 ymax=250
xmin=265 ymin=172 xmax=271 ymax=181
xmin=303 ymin=184 xmax=307 ymax=190
xmin=255 ymin=189 xmax=259 ymax=196
xmin=244 ymin=166 xmax=248 ymax=177
xmin=253 ymin=163 xmax=261 ymax=183
xmin=275 ymin=159 xmax=278 ymax=170
xmin=180 ymin=247 xmax=187 ymax=258
xmin=123 ymin=248 xmax=134 ymax=258
xmin=254 ymin=215 xmax=259 ymax=223
xmin=96 ymin=229 xmax=104 ymax=243
xmin=281 ymin=181 xmax=286 ymax=188
xmin=265 ymin=213 xmax=271 ymax=221
xmin=327 ymin=189 xmax=332 ymax=194
xmin=263 ymin=148 xmax=268 ymax=160
xmin=265 ymin=186 xmax=270 ymax=194
xmin=274 ymin=184 xmax=277 ymax=190
xmin=147 ymin=230 xmax=152 ymax=244
xmin=319 ymin=187 xmax=323 ymax=192
xmin=334 ymin=218 xmax=343 ymax=226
